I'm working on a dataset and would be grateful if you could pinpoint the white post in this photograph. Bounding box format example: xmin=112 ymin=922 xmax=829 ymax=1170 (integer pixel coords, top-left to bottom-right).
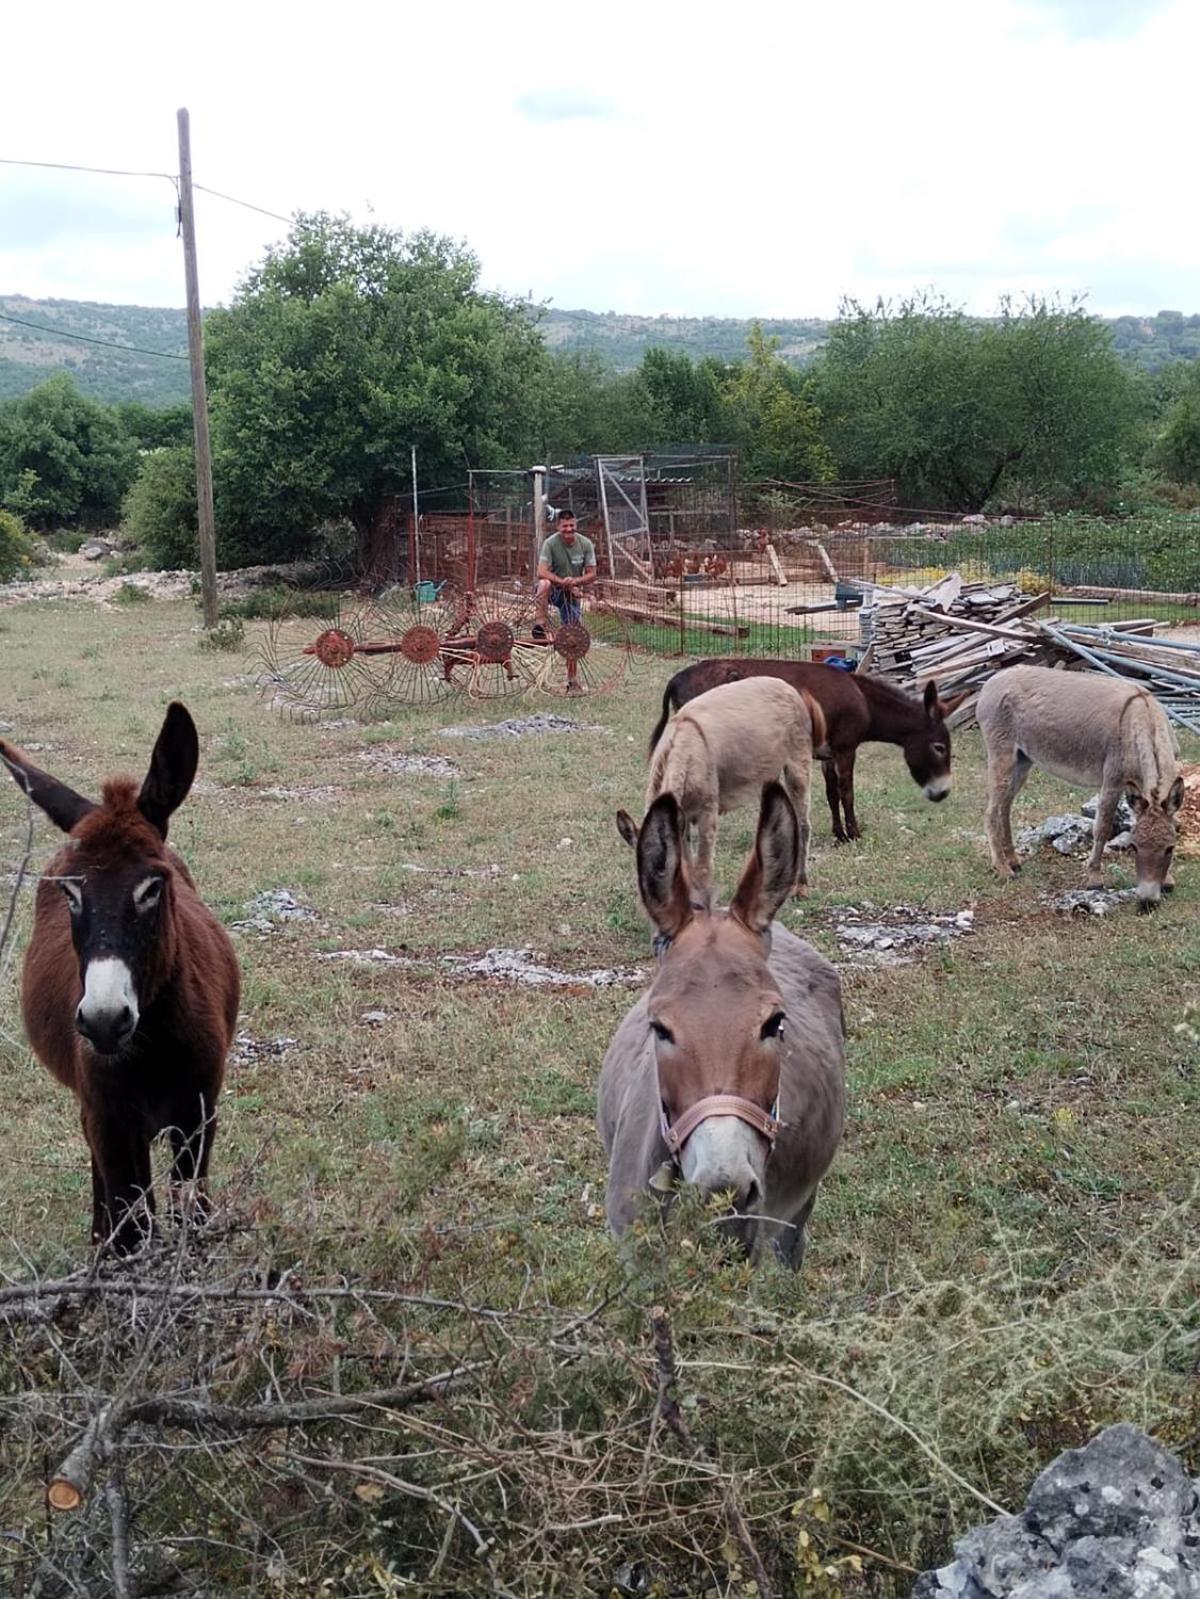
xmin=531 ymin=465 xmax=546 ymax=585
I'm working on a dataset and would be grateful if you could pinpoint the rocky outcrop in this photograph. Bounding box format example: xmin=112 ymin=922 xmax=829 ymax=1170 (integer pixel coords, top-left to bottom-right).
xmin=912 ymin=1425 xmax=1200 ymax=1598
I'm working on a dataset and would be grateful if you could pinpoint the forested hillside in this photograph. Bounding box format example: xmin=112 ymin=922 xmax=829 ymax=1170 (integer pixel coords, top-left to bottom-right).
xmin=5 ymin=295 xmax=1197 ymax=409
xmin=0 ymin=296 xmax=190 ymax=405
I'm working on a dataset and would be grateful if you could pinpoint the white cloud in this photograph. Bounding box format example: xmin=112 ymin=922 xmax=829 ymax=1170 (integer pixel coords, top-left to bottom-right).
xmin=0 ymin=0 xmax=1194 ymax=318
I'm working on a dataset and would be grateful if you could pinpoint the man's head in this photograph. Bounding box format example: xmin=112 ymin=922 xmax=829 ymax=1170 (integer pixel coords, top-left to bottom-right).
xmin=558 ymin=512 xmax=578 ymax=545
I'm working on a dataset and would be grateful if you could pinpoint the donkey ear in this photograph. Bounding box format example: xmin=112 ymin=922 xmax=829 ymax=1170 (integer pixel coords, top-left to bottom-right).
xmin=923 ymin=680 xmax=940 ymax=719
xmin=0 ymin=738 xmax=96 ymax=833
xmin=730 ymin=782 xmax=799 ymax=935
xmin=635 ymin=792 xmax=693 ymax=943
xmin=616 ymin=809 xmax=640 ymax=850
xmin=1165 ymin=775 xmax=1185 ymax=816
xmin=137 ymin=702 xmax=199 ymax=839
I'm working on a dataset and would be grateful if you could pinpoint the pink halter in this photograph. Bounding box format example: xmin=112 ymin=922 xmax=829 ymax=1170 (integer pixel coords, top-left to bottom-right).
xmin=659 ymin=1093 xmax=781 ymax=1159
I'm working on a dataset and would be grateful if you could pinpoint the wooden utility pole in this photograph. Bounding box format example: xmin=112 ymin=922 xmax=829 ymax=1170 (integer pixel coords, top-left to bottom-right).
xmin=176 ymin=108 xmax=218 ymax=628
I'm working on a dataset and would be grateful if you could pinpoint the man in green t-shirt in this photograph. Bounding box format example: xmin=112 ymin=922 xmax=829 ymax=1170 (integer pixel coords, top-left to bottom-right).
xmin=532 ymin=512 xmax=597 ymax=692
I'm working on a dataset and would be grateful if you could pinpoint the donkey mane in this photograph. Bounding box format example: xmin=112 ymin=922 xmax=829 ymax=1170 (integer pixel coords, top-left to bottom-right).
xmin=854 ymin=673 xmax=927 ymax=719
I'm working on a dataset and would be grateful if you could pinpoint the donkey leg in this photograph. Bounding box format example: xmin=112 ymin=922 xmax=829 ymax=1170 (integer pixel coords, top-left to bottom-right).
xmin=985 ymin=743 xmax=1023 ymax=875
xmin=1087 ymin=784 xmax=1120 ymax=887
xmin=837 ymin=752 xmax=862 ymax=840
xmin=86 ymin=1110 xmax=156 ymax=1255
xmin=783 ymin=760 xmax=813 ymax=896
xmin=822 ymin=759 xmax=847 ymax=844
xmin=773 ymin=1192 xmax=818 ymax=1272
xmin=693 ymin=805 xmax=718 ymax=895
xmin=169 ymin=1090 xmax=218 ymax=1227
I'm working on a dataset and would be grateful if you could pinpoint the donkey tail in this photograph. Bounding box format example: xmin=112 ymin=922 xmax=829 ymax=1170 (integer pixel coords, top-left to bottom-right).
xmin=801 ymin=691 xmax=830 ymax=760
xmin=648 ymin=679 xmax=680 ymax=757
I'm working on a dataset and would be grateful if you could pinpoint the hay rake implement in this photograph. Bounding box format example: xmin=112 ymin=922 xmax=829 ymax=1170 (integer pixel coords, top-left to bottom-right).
xmin=260 ymin=583 xmax=633 ymax=720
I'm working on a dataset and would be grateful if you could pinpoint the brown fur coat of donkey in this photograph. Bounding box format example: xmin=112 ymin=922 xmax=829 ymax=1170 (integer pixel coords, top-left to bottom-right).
xmin=1 ymin=704 xmax=240 ymax=1251
xmin=600 ymin=784 xmax=845 ymax=1268
xmin=621 ymin=676 xmax=826 ymax=897
xmin=978 ymin=665 xmax=1183 ymax=912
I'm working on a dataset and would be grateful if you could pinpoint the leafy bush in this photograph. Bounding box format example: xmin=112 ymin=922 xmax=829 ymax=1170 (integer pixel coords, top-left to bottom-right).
xmin=199 ymin=617 xmax=246 ymax=652
xmin=121 ymin=445 xmax=197 ymax=569
xmin=0 ymin=375 xmax=137 ymax=529
xmin=112 ymin=580 xmax=151 ymax=605
xmin=219 ymin=586 xmax=342 ymax=620
xmin=0 ymin=508 xmax=41 ymax=582
xmin=879 ymin=508 xmax=1200 ymax=594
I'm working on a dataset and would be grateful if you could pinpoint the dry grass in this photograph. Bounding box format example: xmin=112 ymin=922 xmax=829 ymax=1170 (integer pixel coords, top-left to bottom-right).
xmin=1 ymin=595 xmax=1199 ymax=1595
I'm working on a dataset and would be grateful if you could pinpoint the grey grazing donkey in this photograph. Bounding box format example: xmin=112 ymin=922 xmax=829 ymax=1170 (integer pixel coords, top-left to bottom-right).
xmin=599 ymin=783 xmax=845 ymax=1268
xmin=977 ymin=665 xmax=1183 ymax=912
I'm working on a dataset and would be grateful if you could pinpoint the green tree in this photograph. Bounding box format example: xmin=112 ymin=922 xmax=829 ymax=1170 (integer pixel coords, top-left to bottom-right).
xmin=638 ymin=348 xmax=727 ymax=444
xmin=1155 ymin=365 xmax=1200 ymax=484
xmin=808 ymin=296 xmax=1138 ymax=511
xmin=121 ymin=445 xmax=198 ymax=568
xmin=0 ymin=375 xmax=137 ymax=529
xmin=720 ymin=325 xmax=835 ymax=482
xmin=206 ymin=213 xmax=550 ymax=574
xmin=117 ymin=401 xmax=192 ymax=452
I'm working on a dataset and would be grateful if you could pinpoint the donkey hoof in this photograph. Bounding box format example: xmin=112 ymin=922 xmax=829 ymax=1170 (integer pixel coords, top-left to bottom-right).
xmin=793 ymin=882 xmax=810 ymax=900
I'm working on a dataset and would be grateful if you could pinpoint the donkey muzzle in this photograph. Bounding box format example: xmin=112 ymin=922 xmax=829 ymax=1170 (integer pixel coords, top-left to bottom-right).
xmin=77 ymin=958 xmax=139 ymax=1054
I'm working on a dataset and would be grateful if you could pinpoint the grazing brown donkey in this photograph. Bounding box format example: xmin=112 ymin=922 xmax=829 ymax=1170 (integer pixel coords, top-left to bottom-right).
xmin=599 ymin=784 xmax=845 ymax=1267
xmin=0 ymin=704 xmax=240 ymax=1251
xmin=978 ymin=665 xmax=1183 ymax=913
xmin=650 ymin=658 xmax=968 ymax=842
xmin=620 ymin=676 xmax=825 ymax=897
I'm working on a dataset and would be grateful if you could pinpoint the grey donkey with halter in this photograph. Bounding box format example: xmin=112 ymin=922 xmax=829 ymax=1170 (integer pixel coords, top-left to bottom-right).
xmin=599 ymin=784 xmax=845 ymax=1267
xmin=978 ymin=665 xmax=1183 ymax=913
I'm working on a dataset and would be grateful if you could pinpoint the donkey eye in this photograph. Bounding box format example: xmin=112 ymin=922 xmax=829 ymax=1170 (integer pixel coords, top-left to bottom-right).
xmin=133 ymin=877 xmax=163 ymax=912
xmin=931 ymin=743 xmax=947 ymax=757
xmin=650 ymin=1020 xmax=675 ymax=1045
xmin=760 ymin=1012 xmax=785 ymax=1041
xmin=60 ymin=881 xmax=83 ymax=915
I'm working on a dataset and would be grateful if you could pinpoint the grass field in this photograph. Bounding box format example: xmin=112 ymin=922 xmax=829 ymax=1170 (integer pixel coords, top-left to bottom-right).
xmin=2 ymin=596 xmax=1199 ymax=1595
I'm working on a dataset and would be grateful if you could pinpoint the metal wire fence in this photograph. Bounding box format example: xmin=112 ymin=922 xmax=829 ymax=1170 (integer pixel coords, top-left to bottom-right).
xmin=385 ymin=470 xmax=1200 ymax=663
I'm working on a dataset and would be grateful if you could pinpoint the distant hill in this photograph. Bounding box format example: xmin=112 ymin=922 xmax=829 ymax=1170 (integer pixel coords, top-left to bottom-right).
xmin=540 ymin=308 xmax=832 ymax=369
xmin=0 ymin=296 xmax=190 ymax=406
xmin=2 ymin=296 xmax=1198 ymax=408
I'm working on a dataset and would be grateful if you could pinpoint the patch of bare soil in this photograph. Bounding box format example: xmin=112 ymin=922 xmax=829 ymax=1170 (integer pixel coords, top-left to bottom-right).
xmin=317 ymin=944 xmax=646 ymax=989
xmin=0 ymin=556 xmax=324 ymax=609
xmin=230 ymin=1033 xmax=299 ymax=1067
xmin=439 ymin=714 xmax=601 ymax=740
xmin=355 ymin=749 xmax=460 ymax=779
xmin=231 ymin=889 xmax=318 ymax=937
xmin=831 ymin=903 xmax=975 ymax=966
xmin=1042 ymin=887 xmax=1138 ymax=916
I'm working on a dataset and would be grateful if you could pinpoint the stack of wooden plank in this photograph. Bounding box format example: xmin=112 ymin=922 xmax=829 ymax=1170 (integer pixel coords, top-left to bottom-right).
xmin=861 ymin=575 xmax=1056 ymax=706
xmin=859 ymin=570 xmax=1200 ymax=733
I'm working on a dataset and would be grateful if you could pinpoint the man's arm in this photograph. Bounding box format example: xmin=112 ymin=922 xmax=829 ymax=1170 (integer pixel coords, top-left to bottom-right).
xmin=573 ymin=563 xmax=597 ymax=589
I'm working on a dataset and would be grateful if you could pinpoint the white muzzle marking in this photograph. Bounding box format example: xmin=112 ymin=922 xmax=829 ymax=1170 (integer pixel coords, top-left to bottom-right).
xmin=678 ymin=1116 xmax=766 ymax=1209
xmin=923 ymin=777 xmax=951 ymax=801
xmin=78 ymin=957 xmax=139 ymax=1031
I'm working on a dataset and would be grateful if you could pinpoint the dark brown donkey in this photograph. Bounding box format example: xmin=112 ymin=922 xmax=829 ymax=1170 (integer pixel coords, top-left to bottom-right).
xmin=650 ymin=659 xmax=968 ymax=843
xmin=1 ymin=704 xmax=240 ymax=1253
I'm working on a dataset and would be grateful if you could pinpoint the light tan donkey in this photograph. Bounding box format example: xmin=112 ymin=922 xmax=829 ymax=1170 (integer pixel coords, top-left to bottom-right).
xmin=618 ymin=676 xmax=826 ymax=897
xmin=599 ymin=784 xmax=845 ymax=1268
xmin=977 ymin=665 xmax=1183 ymax=912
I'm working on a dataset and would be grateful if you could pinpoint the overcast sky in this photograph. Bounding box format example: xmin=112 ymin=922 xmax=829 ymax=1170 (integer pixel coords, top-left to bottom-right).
xmin=1 ymin=0 xmax=1194 ymax=319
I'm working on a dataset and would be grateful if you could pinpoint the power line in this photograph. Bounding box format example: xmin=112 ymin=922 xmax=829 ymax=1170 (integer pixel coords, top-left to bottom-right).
xmin=0 ymin=155 xmax=292 ymax=225
xmin=193 ymin=183 xmax=291 ymax=225
xmin=0 ymin=155 xmax=176 ymax=186
xmin=0 ymin=310 xmax=188 ymax=361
